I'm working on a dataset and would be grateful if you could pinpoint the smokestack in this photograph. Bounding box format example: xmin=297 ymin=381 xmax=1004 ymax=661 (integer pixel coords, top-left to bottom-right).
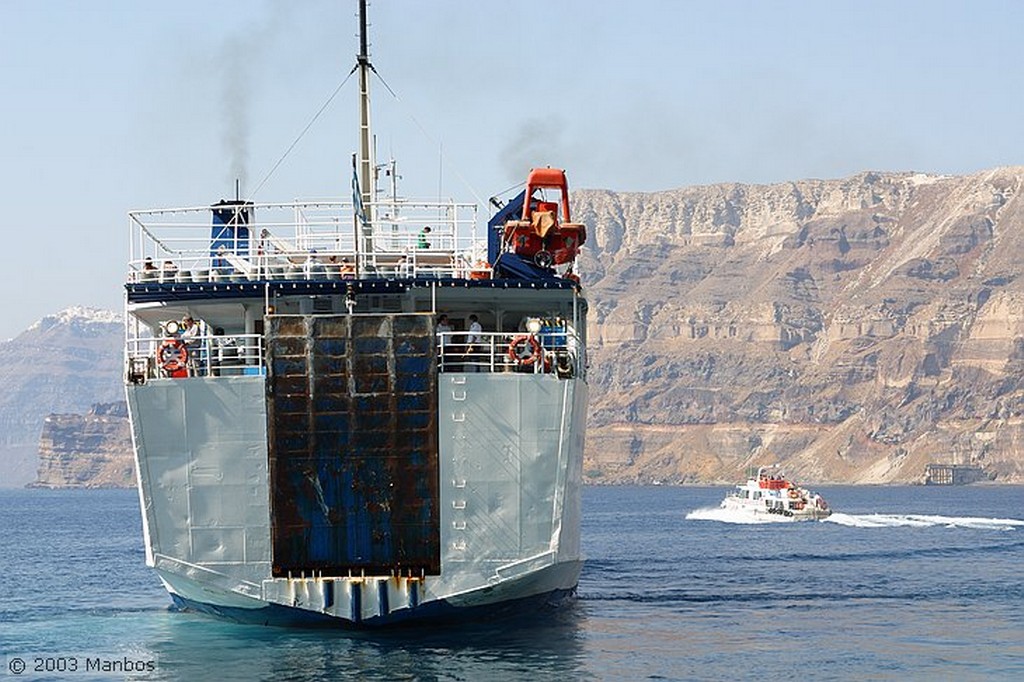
xmin=210 ymin=199 xmax=254 ymax=271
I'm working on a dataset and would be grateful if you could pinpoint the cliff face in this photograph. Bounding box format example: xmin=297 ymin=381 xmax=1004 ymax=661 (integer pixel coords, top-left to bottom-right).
xmin=0 ymin=307 xmax=123 ymax=487
xmin=577 ymin=167 xmax=1024 ymax=484
xmin=30 ymin=402 xmax=134 ymax=489
xmin=12 ymin=169 xmax=1024 ymax=488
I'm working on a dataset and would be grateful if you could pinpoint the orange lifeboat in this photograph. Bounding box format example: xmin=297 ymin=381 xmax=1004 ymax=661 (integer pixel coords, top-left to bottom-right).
xmin=503 ymin=168 xmax=587 ymax=267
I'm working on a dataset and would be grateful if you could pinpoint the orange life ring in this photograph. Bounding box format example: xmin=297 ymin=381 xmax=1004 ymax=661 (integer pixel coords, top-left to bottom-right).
xmin=508 ymin=335 xmax=542 ymax=366
xmin=159 ymin=339 xmax=188 ymax=373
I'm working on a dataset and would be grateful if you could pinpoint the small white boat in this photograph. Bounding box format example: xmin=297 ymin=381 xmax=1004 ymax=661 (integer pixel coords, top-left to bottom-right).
xmin=721 ymin=466 xmax=831 ymax=521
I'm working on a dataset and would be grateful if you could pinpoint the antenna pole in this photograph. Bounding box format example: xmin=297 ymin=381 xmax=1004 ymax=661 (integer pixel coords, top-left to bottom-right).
xmin=356 ymin=0 xmax=375 ymax=256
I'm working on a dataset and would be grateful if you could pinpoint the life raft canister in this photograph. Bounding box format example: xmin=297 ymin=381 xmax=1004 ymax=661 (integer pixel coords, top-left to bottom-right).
xmin=508 ymin=335 xmax=542 ymax=366
xmin=159 ymin=338 xmax=188 ymax=373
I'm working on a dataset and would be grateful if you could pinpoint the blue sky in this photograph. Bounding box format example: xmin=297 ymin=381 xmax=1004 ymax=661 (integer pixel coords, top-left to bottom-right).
xmin=1 ymin=0 xmax=1022 ymax=339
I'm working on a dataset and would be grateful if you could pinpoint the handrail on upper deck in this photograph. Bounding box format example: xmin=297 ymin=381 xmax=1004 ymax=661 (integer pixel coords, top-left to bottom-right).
xmin=127 ymin=198 xmax=484 ymax=284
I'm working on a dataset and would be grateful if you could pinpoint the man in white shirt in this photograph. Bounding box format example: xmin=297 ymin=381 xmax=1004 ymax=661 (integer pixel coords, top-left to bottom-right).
xmin=180 ymin=315 xmax=202 ymax=375
xmin=464 ymin=314 xmax=483 ymax=372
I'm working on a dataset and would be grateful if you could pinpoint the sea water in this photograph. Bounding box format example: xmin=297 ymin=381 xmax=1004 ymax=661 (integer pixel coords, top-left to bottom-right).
xmin=1 ymin=485 xmax=1022 ymax=681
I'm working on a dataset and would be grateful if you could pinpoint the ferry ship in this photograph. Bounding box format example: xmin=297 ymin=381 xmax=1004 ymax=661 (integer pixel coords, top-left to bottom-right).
xmin=123 ymin=3 xmax=588 ymax=627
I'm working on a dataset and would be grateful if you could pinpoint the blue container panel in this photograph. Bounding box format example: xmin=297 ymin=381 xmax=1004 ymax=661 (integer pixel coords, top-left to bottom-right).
xmin=267 ymin=314 xmax=439 ymax=577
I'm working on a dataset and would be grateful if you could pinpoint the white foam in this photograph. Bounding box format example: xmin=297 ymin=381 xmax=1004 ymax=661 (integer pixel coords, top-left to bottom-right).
xmin=824 ymin=513 xmax=1024 ymax=531
xmin=685 ymin=508 xmax=1024 ymax=530
xmin=685 ymin=506 xmax=794 ymax=524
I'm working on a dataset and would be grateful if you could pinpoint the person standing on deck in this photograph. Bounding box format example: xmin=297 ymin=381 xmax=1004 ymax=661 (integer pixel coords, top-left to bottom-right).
xmin=339 ymin=257 xmax=355 ymax=278
xmin=180 ymin=315 xmax=203 ymax=375
xmin=417 ymin=226 xmax=432 ymax=249
xmin=464 ymin=314 xmax=484 ymax=372
xmin=141 ymin=257 xmax=158 ymax=281
xmin=160 ymin=260 xmax=178 ymax=283
xmin=180 ymin=315 xmax=200 ymax=345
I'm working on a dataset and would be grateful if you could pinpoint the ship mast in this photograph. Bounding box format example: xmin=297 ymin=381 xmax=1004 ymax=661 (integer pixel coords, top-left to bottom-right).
xmin=356 ymin=0 xmax=375 ymax=255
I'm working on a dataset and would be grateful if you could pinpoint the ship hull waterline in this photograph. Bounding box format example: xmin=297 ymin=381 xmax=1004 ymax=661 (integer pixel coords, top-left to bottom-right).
xmin=159 ymin=560 xmax=582 ymax=628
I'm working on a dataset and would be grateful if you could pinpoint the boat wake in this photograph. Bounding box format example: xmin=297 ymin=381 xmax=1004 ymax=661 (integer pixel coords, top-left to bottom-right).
xmin=686 ymin=507 xmax=1024 ymax=530
xmin=824 ymin=513 xmax=1024 ymax=530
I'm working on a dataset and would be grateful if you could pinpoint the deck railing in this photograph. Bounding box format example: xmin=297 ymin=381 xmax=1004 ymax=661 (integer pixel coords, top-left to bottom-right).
xmin=127 ymin=199 xmax=485 ymax=284
xmin=436 ymin=330 xmax=582 ymax=376
xmin=126 ymin=333 xmax=265 ymax=381
xmin=126 ymin=328 xmax=583 ymax=382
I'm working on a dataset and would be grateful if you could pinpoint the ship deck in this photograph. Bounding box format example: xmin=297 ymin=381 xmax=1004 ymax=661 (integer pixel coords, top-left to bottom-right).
xmin=126 ymin=275 xmax=576 ymax=304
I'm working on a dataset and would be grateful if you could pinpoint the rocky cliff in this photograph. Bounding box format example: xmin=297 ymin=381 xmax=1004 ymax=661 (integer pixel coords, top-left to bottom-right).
xmin=0 ymin=307 xmax=123 ymax=487
xmin=29 ymin=402 xmax=134 ymax=489
xmin=11 ymin=169 xmax=1024 ymax=488
xmin=577 ymin=167 xmax=1024 ymax=484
